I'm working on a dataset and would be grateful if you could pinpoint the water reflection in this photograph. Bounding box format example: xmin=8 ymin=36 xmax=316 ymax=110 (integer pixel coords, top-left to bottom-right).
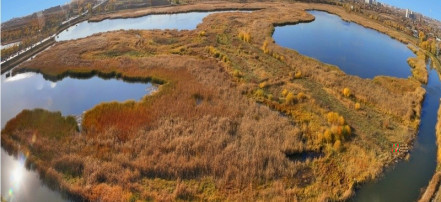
xmin=1 ymin=72 xmax=154 ymax=128
xmin=57 ymin=11 xmax=247 ymax=41
xmin=1 ymin=149 xmax=66 ymax=202
xmin=273 ymin=10 xmax=414 ymax=79
xmin=1 ymin=72 xmax=154 ymax=201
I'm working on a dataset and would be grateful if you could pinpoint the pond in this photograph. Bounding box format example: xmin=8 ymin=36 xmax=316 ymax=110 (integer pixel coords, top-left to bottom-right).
xmin=56 ymin=11 xmax=247 ymax=41
xmin=1 ymin=72 xmax=154 ymax=201
xmin=2 ymin=9 xmax=248 ymax=201
xmin=274 ymin=10 xmax=441 ymax=202
xmin=273 ymin=10 xmax=414 ymax=79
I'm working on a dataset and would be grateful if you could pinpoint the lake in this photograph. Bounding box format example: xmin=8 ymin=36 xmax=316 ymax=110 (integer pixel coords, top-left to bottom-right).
xmin=274 ymin=10 xmax=441 ymax=201
xmin=1 ymin=72 xmax=154 ymax=201
xmin=56 ymin=11 xmax=247 ymax=41
xmin=1 ymin=10 xmax=247 ymax=201
xmin=273 ymin=10 xmax=414 ymax=79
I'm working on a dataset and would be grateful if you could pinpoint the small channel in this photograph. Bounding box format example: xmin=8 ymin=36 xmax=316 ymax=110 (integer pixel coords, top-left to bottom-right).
xmin=352 ymin=60 xmax=441 ymax=202
xmin=56 ymin=10 xmax=250 ymax=41
xmin=1 ymin=72 xmax=155 ymax=201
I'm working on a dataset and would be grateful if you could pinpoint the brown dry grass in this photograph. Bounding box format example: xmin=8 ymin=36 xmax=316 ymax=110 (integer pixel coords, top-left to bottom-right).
xmin=407 ymin=45 xmax=428 ymax=84
xmin=2 ymin=1 xmax=427 ymax=201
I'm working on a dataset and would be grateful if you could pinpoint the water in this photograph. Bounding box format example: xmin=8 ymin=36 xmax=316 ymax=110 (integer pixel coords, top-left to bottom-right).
xmin=1 ymin=72 xmax=154 ymax=201
xmin=1 ymin=10 xmax=242 ymax=201
xmin=1 ymin=72 xmax=154 ymax=128
xmin=274 ymin=10 xmax=441 ymax=201
xmin=273 ymin=10 xmax=415 ymax=79
xmin=56 ymin=11 xmax=242 ymax=41
xmin=352 ymin=60 xmax=441 ymax=202
xmin=1 ymin=148 xmax=67 ymax=202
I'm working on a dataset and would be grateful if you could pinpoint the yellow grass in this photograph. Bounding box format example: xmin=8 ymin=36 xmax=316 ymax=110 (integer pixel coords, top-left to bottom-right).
xmin=4 ymin=1 xmax=428 ymax=201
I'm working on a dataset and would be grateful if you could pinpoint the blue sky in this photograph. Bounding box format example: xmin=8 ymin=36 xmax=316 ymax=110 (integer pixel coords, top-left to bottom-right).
xmin=378 ymin=0 xmax=441 ymax=21
xmin=1 ymin=0 xmax=440 ymax=23
xmin=1 ymin=0 xmax=70 ymax=22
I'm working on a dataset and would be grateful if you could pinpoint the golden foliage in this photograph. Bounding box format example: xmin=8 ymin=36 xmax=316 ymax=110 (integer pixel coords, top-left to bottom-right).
xmin=207 ymin=46 xmax=229 ymax=63
xmin=324 ymin=129 xmax=332 ymax=143
xmin=238 ymin=31 xmax=251 ymax=43
xmin=233 ymin=69 xmax=242 ymax=78
xmin=261 ymin=40 xmax=270 ymax=54
xmin=407 ymin=51 xmax=428 ymax=84
xmin=281 ymin=89 xmax=288 ymax=97
xmin=285 ymin=92 xmax=296 ymax=105
xmin=333 ymin=140 xmax=342 ymax=151
xmin=355 ymin=102 xmax=361 ymax=110
xmin=297 ymin=92 xmax=306 ymax=100
xmin=294 ymin=71 xmax=302 ymax=79
xmin=199 ymin=30 xmax=206 ymax=37
xmin=342 ymin=87 xmax=351 ymax=97
xmin=436 ymin=104 xmax=441 ymax=166
xmin=259 ymin=81 xmax=268 ymax=89
xmin=254 ymin=88 xmax=265 ymax=97
xmin=325 ymin=112 xmax=351 ymax=144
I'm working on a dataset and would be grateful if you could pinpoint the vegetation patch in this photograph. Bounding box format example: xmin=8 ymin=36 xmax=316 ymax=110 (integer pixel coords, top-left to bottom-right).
xmin=4 ymin=2 xmax=428 ymax=201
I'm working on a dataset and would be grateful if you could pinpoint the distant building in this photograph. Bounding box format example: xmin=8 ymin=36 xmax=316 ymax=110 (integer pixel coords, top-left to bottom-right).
xmin=365 ymin=0 xmax=376 ymax=4
xmin=405 ymin=9 xmax=415 ymax=19
xmin=412 ymin=29 xmax=418 ymax=38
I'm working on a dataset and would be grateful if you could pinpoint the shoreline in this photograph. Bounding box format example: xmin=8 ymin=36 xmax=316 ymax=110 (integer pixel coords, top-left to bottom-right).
xmin=2 ymin=1 xmax=430 ymax=201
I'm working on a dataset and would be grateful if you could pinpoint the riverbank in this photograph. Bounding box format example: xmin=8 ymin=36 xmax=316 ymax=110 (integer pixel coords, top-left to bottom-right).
xmin=419 ymin=102 xmax=441 ymax=202
xmin=2 ymin=1 xmax=427 ymax=201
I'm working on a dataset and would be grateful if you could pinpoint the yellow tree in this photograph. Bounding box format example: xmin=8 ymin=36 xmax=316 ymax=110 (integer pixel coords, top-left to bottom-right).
xmin=430 ymin=40 xmax=437 ymax=55
xmin=419 ymin=31 xmax=426 ymax=45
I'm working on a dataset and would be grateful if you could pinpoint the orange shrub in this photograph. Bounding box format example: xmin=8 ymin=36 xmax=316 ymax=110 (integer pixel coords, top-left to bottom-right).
xmin=285 ymin=92 xmax=296 ymax=105
xmin=343 ymin=88 xmax=351 ymax=97
xmin=355 ymin=102 xmax=361 ymax=110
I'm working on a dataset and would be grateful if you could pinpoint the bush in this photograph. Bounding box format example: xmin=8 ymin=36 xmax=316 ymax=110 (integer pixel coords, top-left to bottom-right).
xmin=199 ymin=31 xmax=206 ymax=37
xmin=281 ymin=89 xmax=288 ymax=97
xmin=297 ymin=92 xmax=306 ymax=100
xmin=324 ymin=130 xmax=332 ymax=143
xmin=342 ymin=88 xmax=351 ymax=97
xmin=343 ymin=125 xmax=351 ymax=138
xmin=238 ymin=31 xmax=251 ymax=43
xmin=267 ymin=94 xmax=274 ymax=101
xmin=259 ymin=81 xmax=268 ymax=89
xmin=327 ymin=112 xmax=340 ymax=125
xmin=355 ymin=102 xmax=361 ymax=110
xmin=233 ymin=69 xmax=242 ymax=78
xmin=294 ymin=71 xmax=302 ymax=79
xmin=333 ymin=140 xmax=342 ymax=152
xmin=261 ymin=40 xmax=270 ymax=54
xmin=254 ymin=89 xmax=265 ymax=97
xmin=285 ymin=92 xmax=296 ymax=105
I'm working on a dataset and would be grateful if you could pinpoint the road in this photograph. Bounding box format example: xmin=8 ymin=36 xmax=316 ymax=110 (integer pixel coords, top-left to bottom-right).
xmin=0 ymin=0 xmax=108 ymax=68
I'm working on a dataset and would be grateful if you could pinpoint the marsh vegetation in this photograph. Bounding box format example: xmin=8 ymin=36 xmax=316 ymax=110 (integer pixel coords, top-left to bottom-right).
xmin=1 ymin=1 xmax=436 ymax=201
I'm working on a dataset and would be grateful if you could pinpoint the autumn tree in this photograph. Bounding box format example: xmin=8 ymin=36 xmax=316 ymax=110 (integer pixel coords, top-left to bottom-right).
xmin=430 ymin=40 xmax=437 ymax=55
xmin=419 ymin=31 xmax=426 ymax=45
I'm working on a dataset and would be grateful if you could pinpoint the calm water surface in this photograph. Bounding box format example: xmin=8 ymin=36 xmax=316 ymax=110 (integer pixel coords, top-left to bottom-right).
xmin=1 ymin=72 xmax=154 ymax=201
xmin=352 ymin=61 xmax=441 ymax=202
xmin=57 ymin=11 xmax=247 ymax=41
xmin=1 ymin=10 xmax=245 ymax=201
xmin=274 ymin=10 xmax=441 ymax=201
xmin=273 ymin=10 xmax=414 ymax=79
